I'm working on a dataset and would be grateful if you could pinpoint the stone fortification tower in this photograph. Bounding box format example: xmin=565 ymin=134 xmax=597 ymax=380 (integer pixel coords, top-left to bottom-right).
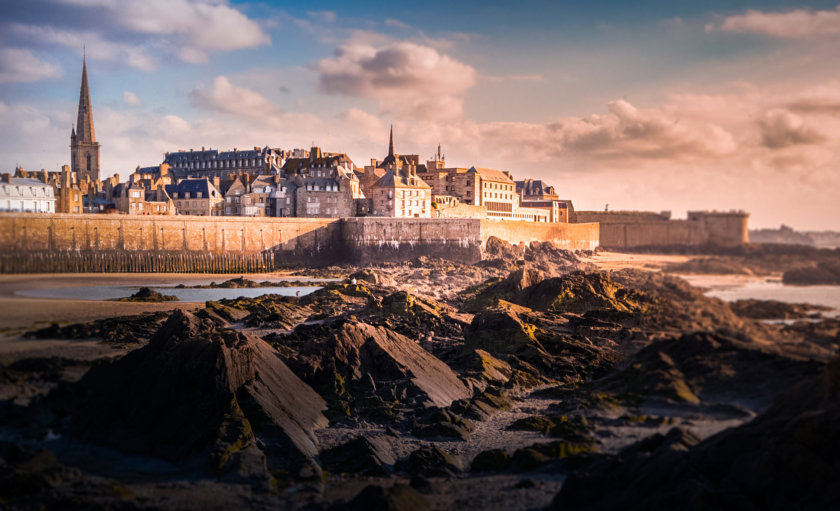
xmin=70 ymin=57 xmax=100 ymax=182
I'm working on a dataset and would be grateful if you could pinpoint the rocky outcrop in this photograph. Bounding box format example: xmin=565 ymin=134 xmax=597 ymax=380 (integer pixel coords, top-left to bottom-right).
xmin=730 ymin=299 xmax=828 ymax=319
xmin=552 ymin=359 xmax=840 ymax=511
xmin=593 ymin=331 xmax=823 ymax=409
xmin=118 ymin=286 xmax=177 ymax=302
xmin=64 ymin=310 xmax=328 ymax=475
xmin=276 ymin=320 xmax=470 ymax=417
xmin=26 ymin=311 xmax=170 ymax=344
xmin=783 ymin=260 xmax=840 ymax=285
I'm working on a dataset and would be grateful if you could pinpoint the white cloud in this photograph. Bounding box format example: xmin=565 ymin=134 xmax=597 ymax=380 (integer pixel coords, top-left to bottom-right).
xmin=49 ymin=0 xmax=269 ymax=64
xmin=315 ymin=41 xmax=477 ymax=119
xmin=711 ymin=5 xmax=840 ymax=38
xmin=122 ymin=91 xmax=141 ymax=106
xmin=189 ymin=76 xmax=280 ymax=117
xmin=8 ymin=23 xmax=157 ymax=71
xmin=0 ymin=48 xmax=62 ymax=83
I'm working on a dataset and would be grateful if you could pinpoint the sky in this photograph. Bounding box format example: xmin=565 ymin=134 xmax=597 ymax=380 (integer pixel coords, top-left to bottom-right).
xmin=1 ymin=0 xmax=839 ymax=230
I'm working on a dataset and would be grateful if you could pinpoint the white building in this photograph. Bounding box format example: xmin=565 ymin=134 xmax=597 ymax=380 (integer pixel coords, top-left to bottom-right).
xmin=0 ymin=176 xmax=56 ymax=213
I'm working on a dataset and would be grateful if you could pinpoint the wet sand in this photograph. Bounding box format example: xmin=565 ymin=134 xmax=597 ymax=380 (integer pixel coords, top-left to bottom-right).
xmin=0 ymin=272 xmax=304 ymax=358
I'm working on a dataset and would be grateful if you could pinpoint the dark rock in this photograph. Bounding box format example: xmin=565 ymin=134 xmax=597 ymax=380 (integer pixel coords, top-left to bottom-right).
xmin=320 ymin=436 xmax=396 ymax=476
xmin=344 ymin=484 xmax=431 ymax=511
xmin=62 ymin=309 xmax=328 ymax=475
xmin=276 ymin=320 xmax=470 ymax=417
xmin=401 ymin=445 xmax=462 ymax=477
xmin=470 ymin=449 xmax=512 ymax=473
xmin=26 ymin=311 xmax=170 ymax=344
xmin=412 ymin=408 xmax=474 ymax=440
xmin=783 ymin=260 xmax=840 ymax=285
xmin=117 ymin=286 xmax=177 ymax=302
xmin=551 ymin=359 xmax=840 ymax=511
xmin=730 ymin=299 xmax=829 ymax=319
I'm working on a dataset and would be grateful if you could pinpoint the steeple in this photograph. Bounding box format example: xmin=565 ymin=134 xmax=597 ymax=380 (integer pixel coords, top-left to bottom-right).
xmin=388 ymin=124 xmax=395 ymax=158
xmin=76 ymin=56 xmax=95 ymax=143
xmin=70 ymin=55 xmax=101 ymax=182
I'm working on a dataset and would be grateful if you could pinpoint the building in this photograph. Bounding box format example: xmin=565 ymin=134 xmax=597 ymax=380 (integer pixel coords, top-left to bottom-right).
xmin=0 ymin=175 xmax=55 ymax=213
xmin=283 ymin=147 xmax=365 ymax=218
xmin=518 ymin=199 xmax=574 ymax=223
xmin=516 ymin=179 xmax=559 ymax=201
xmin=70 ymin=57 xmax=101 ymax=182
xmin=54 ymin=165 xmax=84 ymax=214
xmin=360 ymin=126 xmax=424 ymax=198
xmin=162 ymin=146 xmax=285 ymax=180
xmin=164 ymin=178 xmax=224 ymax=216
xmin=371 ymin=166 xmax=432 ymax=218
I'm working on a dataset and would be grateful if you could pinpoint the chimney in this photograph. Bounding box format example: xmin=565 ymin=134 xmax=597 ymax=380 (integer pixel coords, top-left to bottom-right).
xmin=213 ymin=176 xmax=220 ymax=189
xmin=1 ymin=173 xmax=10 ymax=183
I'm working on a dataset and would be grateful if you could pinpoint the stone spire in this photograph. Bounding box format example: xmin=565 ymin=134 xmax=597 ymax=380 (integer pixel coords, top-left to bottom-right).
xmin=75 ymin=57 xmax=95 ymax=143
xmin=70 ymin=55 xmax=101 ymax=181
xmin=388 ymin=124 xmax=394 ymax=158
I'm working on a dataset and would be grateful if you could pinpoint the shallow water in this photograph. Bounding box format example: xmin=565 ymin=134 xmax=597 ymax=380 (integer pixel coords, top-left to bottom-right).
xmin=679 ymin=274 xmax=840 ymax=317
xmin=15 ymin=284 xmax=323 ymax=302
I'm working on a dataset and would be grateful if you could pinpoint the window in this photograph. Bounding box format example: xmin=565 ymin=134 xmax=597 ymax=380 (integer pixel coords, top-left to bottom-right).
xmin=86 ymin=153 xmax=91 ymax=171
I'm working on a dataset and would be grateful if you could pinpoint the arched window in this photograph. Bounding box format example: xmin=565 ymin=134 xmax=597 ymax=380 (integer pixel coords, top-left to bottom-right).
xmin=86 ymin=153 xmax=91 ymax=171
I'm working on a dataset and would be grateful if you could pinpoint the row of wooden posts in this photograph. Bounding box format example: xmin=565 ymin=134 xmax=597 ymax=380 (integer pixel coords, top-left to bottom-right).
xmin=0 ymin=250 xmax=281 ymax=273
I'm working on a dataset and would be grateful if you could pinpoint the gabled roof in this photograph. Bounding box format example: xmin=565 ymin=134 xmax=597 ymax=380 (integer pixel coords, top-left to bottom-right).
xmin=375 ymin=169 xmax=431 ymax=189
xmin=164 ymin=178 xmax=222 ymax=199
xmin=469 ymin=166 xmax=514 ymax=183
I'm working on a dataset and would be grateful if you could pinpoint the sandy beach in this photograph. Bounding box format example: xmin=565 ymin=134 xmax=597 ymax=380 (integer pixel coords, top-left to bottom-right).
xmin=0 ymin=272 xmax=306 ymax=358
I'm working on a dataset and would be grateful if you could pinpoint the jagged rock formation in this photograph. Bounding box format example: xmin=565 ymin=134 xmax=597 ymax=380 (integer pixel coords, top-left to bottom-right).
xmin=275 ymin=320 xmax=470 ymax=417
xmin=552 ymin=359 xmax=840 ymax=511
xmin=63 ymin=310 xmax=328 ymax=475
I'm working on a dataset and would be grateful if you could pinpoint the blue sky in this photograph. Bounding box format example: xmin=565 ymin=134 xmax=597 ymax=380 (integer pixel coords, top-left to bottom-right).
xmin=1 ymin=0 xmax=840 ymax=229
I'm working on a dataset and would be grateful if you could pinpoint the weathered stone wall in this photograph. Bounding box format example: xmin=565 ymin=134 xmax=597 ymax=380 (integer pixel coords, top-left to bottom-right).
xmin=576 ymin=210 xmax=748 ymax=249
xmin=0 ymin=213 xmax=601 ymax=271
xmin=342 ymin=217 xmax=482 ymax=263
xmin=0 ymin=214 xmax=342 ymax=266
xmin=479 ymin=220 xmax=600 ymax=251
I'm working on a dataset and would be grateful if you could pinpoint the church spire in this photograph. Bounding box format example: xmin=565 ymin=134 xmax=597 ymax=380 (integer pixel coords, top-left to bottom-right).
xmin=388 ymin=124 xmax=394 ymax=158
xmin=76 ymin=56 xmax=95 ymax=143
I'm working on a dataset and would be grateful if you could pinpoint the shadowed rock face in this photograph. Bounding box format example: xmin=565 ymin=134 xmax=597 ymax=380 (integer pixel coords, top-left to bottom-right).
xmin=65 ymin=310 xmax=327 ymax=473
xmin=552 ymin=359 xmax=840 ymax=511
xmin=277 ymin=320 xmax=470 ymax=416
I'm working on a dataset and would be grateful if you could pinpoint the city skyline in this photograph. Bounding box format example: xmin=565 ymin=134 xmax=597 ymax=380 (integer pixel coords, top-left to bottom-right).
xmin=1 ymin=1 xmax=840 ymax=229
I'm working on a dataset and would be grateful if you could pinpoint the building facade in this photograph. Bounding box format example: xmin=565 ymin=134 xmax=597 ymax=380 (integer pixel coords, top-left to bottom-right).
xmin=0 ymin=176 xmax=55 ymax=213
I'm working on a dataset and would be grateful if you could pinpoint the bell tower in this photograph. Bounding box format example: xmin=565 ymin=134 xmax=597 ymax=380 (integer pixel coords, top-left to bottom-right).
xmin=70 ymin=55 xmax=100 ymax=182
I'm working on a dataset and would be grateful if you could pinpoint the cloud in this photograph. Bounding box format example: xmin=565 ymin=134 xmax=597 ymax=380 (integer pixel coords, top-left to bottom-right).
xmin=314 ymin=41 xmax=477 ymax=119
xmin=759 ymin=109 xmax=825 ymax=148
xmin=711 ymin=5 xmax=840 ymax=38
xmin=122 ymin=91 xmax=141 ymax=106
xmin=189 ymin=76 xmax=280 ymax=117
xmin=0 ymin=48 xmax=62 ymax=83
xmin=307 ymin=10 xmax=337 ymax=23
xmin=13 ymin=0 xmax=269 ymax=66
xmin=8 ymin=23 xmax=157 ymax=71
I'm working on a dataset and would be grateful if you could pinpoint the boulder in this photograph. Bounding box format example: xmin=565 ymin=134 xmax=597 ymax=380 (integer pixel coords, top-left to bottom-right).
xmin=320 ymin=436 xmax=396 ymax=476
xmin=401 ymin=445 xmax=462 ymax=477
xmin=65 ymin=310 xmax=328 ymax=474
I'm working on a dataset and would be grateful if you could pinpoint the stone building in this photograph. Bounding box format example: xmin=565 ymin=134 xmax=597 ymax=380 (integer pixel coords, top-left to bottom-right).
xmin=113 ymin=181 xmax=174 ymax=215
xmin=70 ymin=57 xmax=101 ymax=182
xmin=162 ymin=146 xmax=285 ymax=180
xmin=282 ymin=147 xmax=364 ymax=218
xmin=515 ymin=179 xmax=559 ymax=201
xmin=371 ymin=166 xmax=432 ymax=218
xmin=55 ymin=165 xmax=84 ymax=214
xmin=360 ymin=126 xmax=424 ymax=198
xmin=164 ymin=178 xmax=224 ymax=216
xmin=0 ymin=175 xmax=55 ymax=213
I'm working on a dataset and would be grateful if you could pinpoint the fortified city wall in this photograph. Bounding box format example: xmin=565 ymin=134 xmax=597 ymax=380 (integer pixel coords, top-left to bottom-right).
xmin=575 ymin=210 xmax=749 ymax=249
xmin=0 ymin=213 xmax=601 ymax=272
